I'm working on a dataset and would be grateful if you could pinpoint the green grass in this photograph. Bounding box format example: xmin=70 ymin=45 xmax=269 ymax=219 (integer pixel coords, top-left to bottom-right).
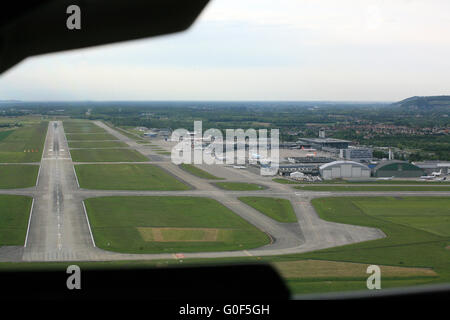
xmin=0 ymin=165 xmax=39 ymax=188
xmin=75 ymin=164 xmax=190 ymax=190
xmin=180 ymin=164 xmax=224 ymax=180
xmin=68 ymin=141 xmax=128 ymax=148
xmin=238 ymin=197 xmax=298 ymax=223
xmin=84 ymin=196 xmax=270 ymax=253
xmin=0 ymin=195 xmax=33 ymax=246
xmin=66 ymin=133 xmax=118 ymax=141
xmin=215 ymin=182 xmax=266 ymax=191
xmin=63 ymin=121 xmax=106 ymax=134
xmin=295 ymin=185 xmax=450 ymax=191
xmin=0 ymin=130 xmax=14 ymax=142
xmin=273 ymin=178 xmax=303 ymax=184
xmin=278 ymin=196 xmax=450 ymax=294
xmin=70 ymin=148 xmax=148 ymax=162
xmin=0 ymin=122 xmax=48 ymax=162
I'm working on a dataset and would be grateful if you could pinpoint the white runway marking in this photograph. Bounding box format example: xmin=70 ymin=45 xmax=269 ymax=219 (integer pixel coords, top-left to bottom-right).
xmin=82 ymin=201 xmax=96 ymax=247
xmin=24 ymin=198 xmax=35 ymax=247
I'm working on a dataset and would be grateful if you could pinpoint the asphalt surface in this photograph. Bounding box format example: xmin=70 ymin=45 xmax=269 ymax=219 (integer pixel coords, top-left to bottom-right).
xmin=0 ymin=120 xmax=448 ymax=262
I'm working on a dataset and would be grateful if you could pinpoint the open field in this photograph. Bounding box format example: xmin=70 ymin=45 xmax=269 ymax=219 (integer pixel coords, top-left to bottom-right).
xmin=1 ymin=196 xmax=449 ymax=294
xmin=75 ymin=164 xmax=190 ymax=190
xmin=238 ymin=197 xmax=297 ymax=223
xmin=294 ymin=185 xmax=450 ymax=192
xmin=0 ymin=122 xmax=47 ymax=162
xmin=68 ymin=141 xmax=128 ymax=148
xmin=274 ymin=178 xmax=450 ymax=185
xmin=70 ymin=148 xmax=148 ymax=162
xmin=180 ymin=164 xmax=223 ymax=180
xmin=215 ymin=182 xmax=266 ymax=191
xmin=281 ymin=196 xmax=450 ymax=294
xmin=84 ymin=196 xmax=270 ymax=253
xmin=0 ymin=195 xmax=33 ymax=246
xmin=66 ymin=133 xmax=118 ymax=141
xmin=0 ymin=165 xmax=39 ymax=189
xmin=63 ymin=121 xmax=107 ymax=134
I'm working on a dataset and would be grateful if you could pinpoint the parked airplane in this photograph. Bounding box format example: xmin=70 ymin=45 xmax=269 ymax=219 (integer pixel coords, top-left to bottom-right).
xmin=420 ymin=175 xmax=435 ymax=180
xmin=301 ymin=146 xmax=316 ymax=152
xmin=376 ymin=176 xmax=394 ymax=180
xmin=431 ymin=169 xmax=442 ymax=176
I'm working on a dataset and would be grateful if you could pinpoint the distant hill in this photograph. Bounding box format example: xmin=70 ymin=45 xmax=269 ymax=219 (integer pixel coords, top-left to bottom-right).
xmin=392 ymin=96 xmax=450 ymax=110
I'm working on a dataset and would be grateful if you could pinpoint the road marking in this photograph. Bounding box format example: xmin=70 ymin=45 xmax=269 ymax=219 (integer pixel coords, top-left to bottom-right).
xmin=82 ymin=201 xmax=96 ymax=247
xmin=36 ymin=163 xmax=42 ymax=187
xmin=24 ymin=198 xmax=35 ymax=247
xmin=73 ymin=166 xmax=80 ymax=188
xmin=244 ymin=250 xmax=253 ymax=257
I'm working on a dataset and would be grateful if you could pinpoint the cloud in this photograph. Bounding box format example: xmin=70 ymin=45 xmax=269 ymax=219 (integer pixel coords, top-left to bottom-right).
xmin=1 ymin=0 xmax=450 ymax=101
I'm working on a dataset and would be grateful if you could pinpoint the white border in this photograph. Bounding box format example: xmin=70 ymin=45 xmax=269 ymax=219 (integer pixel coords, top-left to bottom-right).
xmin=35 ymin=164 xmax=41 ymax=187
xmin=82 ymin=201 xmax=96 ymax=247
xmin=73 ymin=166 xmax=80 ymax=188
xmin=24 ymin=198 xmax=34 ymax=247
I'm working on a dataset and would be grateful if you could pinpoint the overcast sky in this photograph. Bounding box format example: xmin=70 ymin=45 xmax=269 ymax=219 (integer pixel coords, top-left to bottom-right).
xmin=1 ymin=0 xmax=450 ymax=101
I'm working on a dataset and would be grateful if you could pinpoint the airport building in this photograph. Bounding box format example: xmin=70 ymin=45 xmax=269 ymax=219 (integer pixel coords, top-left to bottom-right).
xmin=278 ymin=164 xmax=320 ymax=176
xmin=412 ymin=161 xmax=450 ymax=175
xmin=319 ymin=161 xmax=371 ymax=180
xmin=287 ymin=156 xmax=335 ymax=164
xmin=298 ymin=138 xmax=350 ymax=150
xmin=372 ymin=160 xmax=424 ymax=178
xmin=340 ymin=147 xmax=373 ymax=162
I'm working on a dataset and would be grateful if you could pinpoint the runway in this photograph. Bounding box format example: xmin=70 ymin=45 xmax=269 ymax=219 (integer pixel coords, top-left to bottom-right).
xmin=0 ymin=120 xmax=448 ymax=262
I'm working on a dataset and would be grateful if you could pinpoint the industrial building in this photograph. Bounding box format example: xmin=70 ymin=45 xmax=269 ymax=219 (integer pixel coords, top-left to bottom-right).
xmin=372 ymin=160 xmax=424 ymax=178
xmin=319 ymin=161 xmax=371 ymax=180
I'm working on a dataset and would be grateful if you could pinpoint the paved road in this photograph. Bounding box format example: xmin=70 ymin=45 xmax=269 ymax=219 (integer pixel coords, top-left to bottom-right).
xmin=0 ymin=120 xmax=448 ymax=262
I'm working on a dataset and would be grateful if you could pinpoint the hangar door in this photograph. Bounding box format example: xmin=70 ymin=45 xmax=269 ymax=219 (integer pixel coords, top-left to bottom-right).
xmin=352 ymin=167 xmax=362 ymax=177
xmin=331 ymin=167 xmax=341 ymax=178
xmin=341 ymin=164 xmax=352 ymax=177
xmin=322 ymin=170 xmax=332 ymax=179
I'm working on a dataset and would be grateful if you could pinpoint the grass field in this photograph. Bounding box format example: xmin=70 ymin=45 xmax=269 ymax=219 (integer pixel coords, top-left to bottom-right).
xmin=215 ymin=182 xmax=266 ymax=191
xmin=0 ymin=122 xmax=47 ymax=162
xmin=68 ymin=141 xmax=128 ymax=148
xmin=66 ymin=133 xmax=118 ymax=141
xmin=0 ymin=165 xmax=39 ymax=188
xmin=0 ymin=130 xmax=14 ymax=141
xmin=180 ymin=164 xmax=223 ymax=180
xmin=0 ymin=195 xmax=33 ymax=246
xmin=238 ymin=197 xmax=298 ymax=223
xmin=70 ymin=148 xmax=148 ymax=162
xmin=75 ymin=164 xmax=190 ymax=190
xmin=280 ymin=196 xmax=450 ymax=294
xmin=84 ymin=196 xmax=270 ymax=253
xmin=294 ymin=185 xmax=450 ymax=192
xmin=63 ymin=121 xmax=107 ymax=134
